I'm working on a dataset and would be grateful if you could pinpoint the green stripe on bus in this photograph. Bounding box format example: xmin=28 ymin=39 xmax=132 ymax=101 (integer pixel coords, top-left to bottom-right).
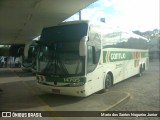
xmin=103 ymin=51 xmax=148 ymax=63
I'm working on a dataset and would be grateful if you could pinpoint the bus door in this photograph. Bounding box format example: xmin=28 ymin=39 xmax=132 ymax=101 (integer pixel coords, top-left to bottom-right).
xmin=86 ymin=46 xmax=103 ymax=93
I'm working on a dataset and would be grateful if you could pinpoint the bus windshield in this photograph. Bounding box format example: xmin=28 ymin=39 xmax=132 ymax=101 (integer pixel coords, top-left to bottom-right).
xmin=40 ymin=23 xmax=88 ymax=42
xmin=37 ymin=23 xmax=88 ymax=76
xmin=38 ymin=42 xmax=85 ymax=76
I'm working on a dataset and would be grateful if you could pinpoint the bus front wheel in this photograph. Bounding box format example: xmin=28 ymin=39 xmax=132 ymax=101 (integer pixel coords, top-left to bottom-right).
xmin=105 ymin=74 xmax=113 ymax=89
xmin=138 ymin=65 xmax=143 ymax=77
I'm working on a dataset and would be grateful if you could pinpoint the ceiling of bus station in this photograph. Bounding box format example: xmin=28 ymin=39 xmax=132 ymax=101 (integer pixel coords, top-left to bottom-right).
xmin=0 ymin=0 xmax=97 ymax=45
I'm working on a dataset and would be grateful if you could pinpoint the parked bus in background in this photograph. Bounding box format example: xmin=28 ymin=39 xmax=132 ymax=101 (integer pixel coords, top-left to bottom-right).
xmin=21 ymin=41 xmax=38 ymax=72
xmin=36 ymin=20 xmax=149 ymax=97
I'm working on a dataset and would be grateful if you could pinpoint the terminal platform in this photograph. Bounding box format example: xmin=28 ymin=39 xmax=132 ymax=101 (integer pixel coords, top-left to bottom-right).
xmin=0 ymin=68 xmax=130 ymax=112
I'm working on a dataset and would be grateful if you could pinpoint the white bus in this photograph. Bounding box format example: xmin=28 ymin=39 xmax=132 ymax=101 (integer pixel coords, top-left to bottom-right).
xmin=36 ymin=21 xmax=149 ymax=97
xmin=21 ymin=41 xmax=38 ymax=72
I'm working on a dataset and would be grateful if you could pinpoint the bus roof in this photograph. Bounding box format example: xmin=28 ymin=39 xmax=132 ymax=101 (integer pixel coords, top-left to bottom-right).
xmin=42 ymin=20 xmax=149 ymax=42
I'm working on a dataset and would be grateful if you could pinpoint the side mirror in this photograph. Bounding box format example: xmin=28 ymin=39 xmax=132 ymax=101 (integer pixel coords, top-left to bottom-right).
xmin=79 ymin=36 xmax=88 ymax=56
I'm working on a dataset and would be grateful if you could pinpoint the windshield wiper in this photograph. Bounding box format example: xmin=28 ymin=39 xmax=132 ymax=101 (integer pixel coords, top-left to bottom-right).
xmin=43 ymin=61 xmax=54 ymax=75
xmin=43 ymin=53 xmax=69 ymax=76
xmin=42 ymin=48 xmax=55 ymax=75
xmin=56 ymin=53 xmax=69 ymax=75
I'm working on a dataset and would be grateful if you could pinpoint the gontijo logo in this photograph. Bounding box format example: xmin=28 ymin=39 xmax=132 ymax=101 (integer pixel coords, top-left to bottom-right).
xmin=103 ymin=51 xmax=127 ymax=63
xmin=110 ymin=53 xmax=126 ymax=60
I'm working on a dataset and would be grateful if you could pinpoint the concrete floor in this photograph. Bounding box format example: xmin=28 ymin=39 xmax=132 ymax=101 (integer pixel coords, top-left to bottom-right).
xmin=0 ymin=59 xmax=159 ymax=120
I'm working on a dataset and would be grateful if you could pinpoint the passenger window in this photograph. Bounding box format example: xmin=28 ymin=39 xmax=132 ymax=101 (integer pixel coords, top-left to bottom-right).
xmin=87 ymin=46 xmax=101 ymax=73
xmin=87 ymin=46 xmax=94 ymax=65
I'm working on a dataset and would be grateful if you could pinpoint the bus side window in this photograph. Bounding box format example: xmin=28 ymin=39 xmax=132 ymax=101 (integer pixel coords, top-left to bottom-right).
xmin=87 ymin=46 xmax=100 ymax=64
xmin=92 ymin=47 xmax=100 ymax=64
xmin=87 ymin=46 xmax=100 ymax=73
xmin=87 ymin=46 xmax=94 ymax=65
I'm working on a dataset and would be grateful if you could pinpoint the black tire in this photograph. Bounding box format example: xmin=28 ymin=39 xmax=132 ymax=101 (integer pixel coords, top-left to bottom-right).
xmin=105 ymin=74 xmax=113 ymax=89
xmin=138 ymin=66 xmax=143 ymax=77
xmin=143 ymin=64 xmax=145 ymax=72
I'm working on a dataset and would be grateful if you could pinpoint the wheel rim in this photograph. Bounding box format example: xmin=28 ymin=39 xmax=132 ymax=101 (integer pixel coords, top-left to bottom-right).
xmin=105 ymin=75 xmax=112 ymax=89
